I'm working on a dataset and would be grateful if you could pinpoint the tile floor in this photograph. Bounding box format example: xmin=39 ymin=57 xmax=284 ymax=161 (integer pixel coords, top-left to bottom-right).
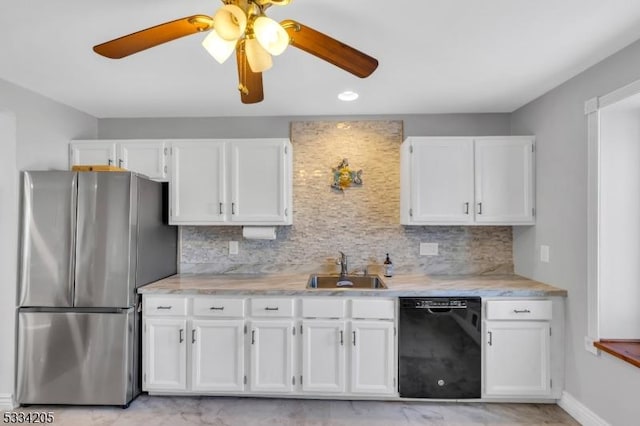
xmin=12 ymin=395 xmax=580 ymax=426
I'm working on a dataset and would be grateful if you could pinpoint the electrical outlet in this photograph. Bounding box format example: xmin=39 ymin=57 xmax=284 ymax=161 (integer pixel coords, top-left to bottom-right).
xmin=420 ymin=242 xmax=439 ymax=256
xmin=540 ymin=245 xmax=550 ymax=263
xmin=229 ymin=241 xmax=239 ymax=255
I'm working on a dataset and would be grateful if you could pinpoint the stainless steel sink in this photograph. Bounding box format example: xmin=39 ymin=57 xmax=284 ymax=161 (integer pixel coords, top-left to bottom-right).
xmin=306 ymin=274 xmax=387 ymax=289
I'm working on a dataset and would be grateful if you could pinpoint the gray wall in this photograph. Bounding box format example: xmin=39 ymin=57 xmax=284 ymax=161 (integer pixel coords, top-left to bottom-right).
xmin=0 ymin=78 xmax=97 ymax=407
xmin=98 ymin=113 xmax=510 ymax=139
xmin=511 ymin=39 xmax=640 ymax=424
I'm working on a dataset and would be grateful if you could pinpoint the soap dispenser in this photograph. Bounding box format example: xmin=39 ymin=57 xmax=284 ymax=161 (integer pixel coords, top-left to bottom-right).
xmin=383 ymin=253 xmax=394 ymax=277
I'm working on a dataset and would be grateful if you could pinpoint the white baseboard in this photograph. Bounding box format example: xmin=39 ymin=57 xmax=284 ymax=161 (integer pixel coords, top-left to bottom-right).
xmin=0 ymin=393 xmax=16 ymax=410
xmin=558 ymin=391 xmax=609 ymax=426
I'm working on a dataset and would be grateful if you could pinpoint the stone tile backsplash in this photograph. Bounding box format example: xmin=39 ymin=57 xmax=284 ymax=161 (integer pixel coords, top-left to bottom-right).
xmin=180 ymin=120 xmax=513 ymax=275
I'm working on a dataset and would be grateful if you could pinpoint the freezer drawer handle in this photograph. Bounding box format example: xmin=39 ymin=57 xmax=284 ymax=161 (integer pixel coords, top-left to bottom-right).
xmin=265 ymin=307 xmax=279 ymax=311
xmin=513 ymin=309 xmax=531 ymax=314
xmin=157 ymin=306 xmax=173 ymax=310
xmin=179 ymin=329 xmax=184 ymax=343
xmin=210 ymin=306 xmax=225 ymax=311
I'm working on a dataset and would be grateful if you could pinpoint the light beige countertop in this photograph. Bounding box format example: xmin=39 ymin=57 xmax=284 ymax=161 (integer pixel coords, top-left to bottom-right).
xmin=139 ymin=273 xmax=567 ymax=297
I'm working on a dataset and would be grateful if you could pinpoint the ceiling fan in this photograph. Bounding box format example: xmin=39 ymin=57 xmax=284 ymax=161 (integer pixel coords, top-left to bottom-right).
xmin=93 ymin=0 xmax=379 ymax=104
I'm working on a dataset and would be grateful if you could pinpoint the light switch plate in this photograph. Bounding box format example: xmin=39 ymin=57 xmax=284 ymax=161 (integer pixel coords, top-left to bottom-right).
xmin=229 ymin=241 xmax=239 ymax=255
xmin=420 ymin=242 xmax=439 ymax=256
xmin=540 ymin=245 xmax=550 ymax=263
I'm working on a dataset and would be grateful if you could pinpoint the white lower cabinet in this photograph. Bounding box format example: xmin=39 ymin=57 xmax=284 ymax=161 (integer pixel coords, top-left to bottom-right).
xmin=484 ymin=321 xmax=550 ymax=397
xmin=299 ymin=298 xmax=397 ymax=396
xmin=350 ymin=320 xmax=395 ymax=394
xmin=145 ymin=317 xmax=187 ymax=391
xmin=301 ymin=320 xmax=346 ymax=393
xmin=249 ymin=320 xmax=295 ymax=393
xmin=191 ymin=319 xmax=245 ymax=392
xmin=482 ymin=299 xmax=555 ymax=398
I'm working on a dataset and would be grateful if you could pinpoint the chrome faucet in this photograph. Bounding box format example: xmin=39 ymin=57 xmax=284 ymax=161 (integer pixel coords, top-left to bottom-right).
xmin=338 ymin=251 xmax=348 ymax=276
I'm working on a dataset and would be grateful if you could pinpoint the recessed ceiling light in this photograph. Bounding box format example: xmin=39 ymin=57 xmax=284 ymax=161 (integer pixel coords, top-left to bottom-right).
xmin=338 ymin=91 xmax=359 ymax=101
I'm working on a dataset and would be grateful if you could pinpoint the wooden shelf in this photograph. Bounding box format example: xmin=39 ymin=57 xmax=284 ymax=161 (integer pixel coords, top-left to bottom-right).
xmin=594 ymin=339 xmax=640 ymax=368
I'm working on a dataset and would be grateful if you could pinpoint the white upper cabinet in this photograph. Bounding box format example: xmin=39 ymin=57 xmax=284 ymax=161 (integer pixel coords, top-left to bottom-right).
xmin=474 ymin=138 xmax=535 ymax=224
xmin=170 ymin=140 xmax=227 ymax=224
xmin=408 ymin=138 xmax=475 ymax=224
xmin=70 ymin=141 xmax=117 ymax=167
xmin=70 ymin=140 xmax=168 ymax=181
xmin=169 ymin=138 xmax=292 ymax=226
xmin=119 ymin=141 xmax=167 ymax=180
xmin=230 ymin=140 xmax=289 ymax=223
xmin=401 ymin=136 xmax=535 ymax=225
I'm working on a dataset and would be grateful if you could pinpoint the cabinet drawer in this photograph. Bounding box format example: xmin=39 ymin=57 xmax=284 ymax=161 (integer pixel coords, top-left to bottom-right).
xmin=485 ymin=300 xmax=552 ymax=320
xmin=301 ymin=298 xmax=346 ymax=318
xmin=193 ymin=297 xmax=245 ymax=317
xmin=351 ymin=298 xmax=395 ymax=319
xmin=144 ymin=296 xmax=188 ymax=316
xmin=250 ymin=298 xmax=294 ymax=317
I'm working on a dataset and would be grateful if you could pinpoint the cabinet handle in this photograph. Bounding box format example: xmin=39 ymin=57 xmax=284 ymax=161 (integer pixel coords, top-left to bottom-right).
xmin=210 ymin=306 xmax=224 ymax=311
xmin=192 ymin=329 xmax=196 ymax=344
xmin=513 ymin=309 xmax=531 ymax=314
xmin=156 ymin=306 xmax=172 ymax=310
xmin=251 ymin=330 xmax=256 ymax=345
xmin=108 ymin=159 xmax=113 ymax=165
xmin=264 ymin=307 xmax=279 ymax=311
xmin=340 ymin=330 xmax=344 ymax=346
xmin=464 ymin=202 xmax=469 ymax=214
xmin=232 ymin=202 xmax=236 ymax=215
xmin=118 ymin=159 xmax=123 ymax=168
xmin=352 ymin=331 xmax=356 ymax=346
xmin=179 ymin=329 xmax=184 ymax=343
xmin=219 ymin=202 xmax=223 ymax=215
xmin=477 ymin=202 xmax=483 ymax=215
xmin=488 ymin=331 xmax=493 ymax=346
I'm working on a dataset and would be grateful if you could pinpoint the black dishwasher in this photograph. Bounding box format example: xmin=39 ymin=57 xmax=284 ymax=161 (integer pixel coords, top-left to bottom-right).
xmin=399 ymin=297 xmax=482 ymax=399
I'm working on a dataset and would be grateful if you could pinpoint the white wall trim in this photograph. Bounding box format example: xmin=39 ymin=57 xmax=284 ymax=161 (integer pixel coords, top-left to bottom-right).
xmin=558 ymin=391 xmax=610 ymax=426
xmin=586 ymin=108 xmax=601 ymax=350
xmin=0 ymin=393 xmax=16 ymax=410
xmin=598 ymin=78 xmax=640 ymax=109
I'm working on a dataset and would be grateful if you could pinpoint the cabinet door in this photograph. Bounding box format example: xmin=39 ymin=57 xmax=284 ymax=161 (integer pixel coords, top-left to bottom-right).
xmin=301 ymin=320 xmax=346 ymax=393
xmin=409 ymin=138 xmax=474 ymax=224
xmin=69 ymin=141 xmax=117 ymax=167
xmin=484 ymin=321 xmax=551 ymax=397
xmin=170 ymin=140 xmax=226 ymax=224
xmin=119 ymin=141 xmax=167 ymax=180
xmin=249 ymin=320 xmax=294 ymax=393
xmin=350 ymin=321 xmax=395 ymax=394
xmin=145 ymin=318 xmax=187 ymax=391
xmin=191 ymin=319 xmax=245 ymax=392
xmin=230 ymin=139 xmax=289 ymax=224
xmin=474 ymin=137 xmax=535 ymax=224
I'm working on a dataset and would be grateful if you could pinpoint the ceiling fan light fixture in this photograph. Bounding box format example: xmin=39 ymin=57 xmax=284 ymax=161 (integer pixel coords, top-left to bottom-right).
xmin=202 ymin=30 xmax=236 ymax=64
xmin=213 ymin=4 xmax=247 ymax=41
xmin=245 ymin=37 xmax=273 ymax=72
xmin=253 ymin=16 xmax=290 ymax=56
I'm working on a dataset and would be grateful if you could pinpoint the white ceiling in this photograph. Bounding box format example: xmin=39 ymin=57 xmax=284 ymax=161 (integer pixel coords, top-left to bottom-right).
xmin=2 ymin=1 xmax=640 ymax=118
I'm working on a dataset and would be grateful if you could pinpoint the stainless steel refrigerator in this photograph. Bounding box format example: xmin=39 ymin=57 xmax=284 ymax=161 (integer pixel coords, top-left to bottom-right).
xmin=16 ymin=171 xmax=177 ymax=407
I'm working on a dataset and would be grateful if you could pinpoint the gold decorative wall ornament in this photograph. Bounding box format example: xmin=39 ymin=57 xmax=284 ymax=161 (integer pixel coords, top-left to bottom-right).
xmin=331 ymin=158 xmax=363 ymax=191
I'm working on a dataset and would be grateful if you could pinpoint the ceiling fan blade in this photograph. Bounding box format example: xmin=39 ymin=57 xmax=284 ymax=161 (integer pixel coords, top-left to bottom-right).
xmin=236 ymin=41 xmax=264 ymax=104
xmin=93 ymin=15 xmax=213 ymax=59
xmin=281 ymin=19 xmax=378 ymax=78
